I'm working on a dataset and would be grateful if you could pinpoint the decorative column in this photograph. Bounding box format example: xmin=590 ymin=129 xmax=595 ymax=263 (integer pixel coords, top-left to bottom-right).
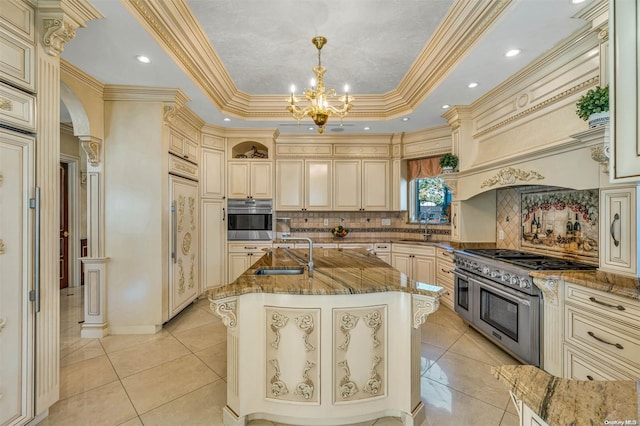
xmin=34 ymin=0 xmax=102 ymax=414
xmin=532 ymin=276 xmax=564 ymax=377
xmin=79 ymin=135 xmax=109 ymax=337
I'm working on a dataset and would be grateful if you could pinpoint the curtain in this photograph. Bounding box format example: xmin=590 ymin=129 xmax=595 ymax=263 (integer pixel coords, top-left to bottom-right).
xmin=407 ymin=156 xmax=442 ymax=181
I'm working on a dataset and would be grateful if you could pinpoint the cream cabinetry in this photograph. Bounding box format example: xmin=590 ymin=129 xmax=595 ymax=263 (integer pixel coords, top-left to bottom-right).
xmin=227 ymin=242 xmax=272 ymax=283
xmin=201 ymin=148 xmax=225 ymax=198
xmin=276 ymin=159 xmax=332 ymax=210
xmin=202 ymin=199 xmax=225 ymax=291
xmin=563 ymin=283 xmax=640 ymax=381
xmin=333 ymin=160 xmax=389 ymax=211
xmin=0 ymin=128 xmax=34 ymax=426
xmin=435 ymin=247 xmax=455 ymax=309
xmin=0 ymin=0 xmax=35 ymax=92
xmin=610 ymin=0 xmax=640 ymax=181
xmin=0 ymin=81 xmax=35 ymax=131
xmin=450 ymin=201 xmax=461 ymax=241
xmin=228 ymin=161 xmax=272 ymax=199
xmin=169 ymin=129 xmax=199 ymax=164
xmin=599 ymin=186 xmax=637 ymax=277
xmin=392 ymin=243 xmax=436 ymax=286
xmin=373 ymin=243 xmax=392 ymax=265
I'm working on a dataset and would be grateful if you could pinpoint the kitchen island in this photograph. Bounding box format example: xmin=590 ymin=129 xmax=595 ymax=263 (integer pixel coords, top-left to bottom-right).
xmin=207 ymin=248 xmax=444 ymax=426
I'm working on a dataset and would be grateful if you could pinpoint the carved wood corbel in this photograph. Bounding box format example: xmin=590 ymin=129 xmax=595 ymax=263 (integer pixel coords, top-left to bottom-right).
xmin=412 ymin=294 xmax=439 ymax=328
xmin=533 ymin=276 xmax=560 ymax=306
xmin=79 ymin=136 xmax=102 ymax=166
xmin=41 ymin=17 xmax=77 ymax=56
xmin=210 ymin=297 xmax=237 ymax=328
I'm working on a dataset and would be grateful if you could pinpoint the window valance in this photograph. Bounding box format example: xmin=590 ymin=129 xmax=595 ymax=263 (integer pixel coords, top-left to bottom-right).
xmin=407 ymin=156 xmax=442 ymax=181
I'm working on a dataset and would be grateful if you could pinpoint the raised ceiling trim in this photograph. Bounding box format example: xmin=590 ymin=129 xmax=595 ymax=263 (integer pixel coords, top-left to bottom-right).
xmin=123 ymin=0 xmax=512 ymax=121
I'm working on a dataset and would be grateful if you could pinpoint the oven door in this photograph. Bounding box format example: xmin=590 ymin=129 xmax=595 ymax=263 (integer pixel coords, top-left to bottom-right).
xmin=472 ymin=279 xmax=540 ymax=366
xmin=227 ymin=212 xmax=273 ymax=240
xmin=453 ymin=271 xmax=474 ymax=323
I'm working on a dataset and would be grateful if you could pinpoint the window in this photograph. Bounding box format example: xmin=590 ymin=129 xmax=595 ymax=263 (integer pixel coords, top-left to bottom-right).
xmin=410 ymin=177 xmax=451 ymax=223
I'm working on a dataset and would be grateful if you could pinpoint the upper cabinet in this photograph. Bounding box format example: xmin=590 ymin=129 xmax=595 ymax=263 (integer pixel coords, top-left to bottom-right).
xmin=228 ymin=161 xmax=272 ymax=199
xmin=169 ymin=128 xmax=199 ymax=164
xmin=334 ymin=159 xmax=389 ymax=211
xmin=599 ymin=186 xmax=638 ymax=277
xmin=276 ymin=159 xmax=332 ymax=211
xmin=610 ymin=0 xmax=640 ymax=181
xmin=0 ymin=0 xmax=35 ymax=92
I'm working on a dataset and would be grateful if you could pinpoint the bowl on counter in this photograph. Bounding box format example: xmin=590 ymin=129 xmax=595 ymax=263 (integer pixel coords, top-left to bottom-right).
xmin=331 ymin=226 xmax=349 ymax=238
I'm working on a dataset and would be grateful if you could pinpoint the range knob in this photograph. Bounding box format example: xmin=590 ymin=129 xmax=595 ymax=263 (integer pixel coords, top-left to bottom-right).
xmin=501 ymin=273 xmax=510 ymax=282
xmin=490 ymin=270 xmax=499 ymax=278
xmin=510 ymin=276 xmax=519 ymax=286
xmin=519 ymin=278 xmax=530 ymax=289
xmin=471 ymin=262 xmax=479 ymax=271
xmin=482 ymin=266 xmax=490 ymax=275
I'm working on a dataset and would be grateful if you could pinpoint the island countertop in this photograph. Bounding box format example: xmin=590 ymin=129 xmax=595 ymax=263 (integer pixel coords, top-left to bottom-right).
xmin=207 ymin=248 xmax=444 ymax=299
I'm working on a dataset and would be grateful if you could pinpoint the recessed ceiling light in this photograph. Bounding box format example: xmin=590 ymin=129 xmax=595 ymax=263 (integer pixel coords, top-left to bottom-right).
xmin=468 ymin=82 xmax=479 ymax=88
xmin=402 ymin=117 xmax=410 ymax=122
xmin=505 ymin=49 xmax=521 ymax=57
xmin=441 ymin=104 xmax=451 ymax=109
xmin=308 ymin=127 xmax=314 ymax=131
xmin=223 ymin=117 xmax=231 ymax=122
xmin=136 ymin=55 xmax=151 ymax=64
xmin=364 ymin=127 xmax=371 ymax=131
xmin=571 ymin=0 xmax=586 ymax=4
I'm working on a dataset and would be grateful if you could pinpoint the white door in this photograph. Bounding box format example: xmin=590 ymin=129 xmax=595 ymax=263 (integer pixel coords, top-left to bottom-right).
xmin=0 ymin=129 xmax=34 ymax=426
xmin=228 ymin=252 xmax=250 ymax=283
xmin=169 ymin=176 xmax=199 ymax=319
xmin=276 ymin=160 xmax=304 ymax=210
xmin=362 ymin=160 xmax=389 ymax=210
xmin=250 ymin=162 xmax=273 ymax=199
xmin=413 ymin=255 xmax=436 ymax=285
xmin=227 ymin=162 xmax=250 ymax=198
xmin=391 ymin=253 xmax=412 ymax=280
xmin=306 ymin=160 xmax=332 ymax=210
xmin=201 ymin=148 xmax=225 ymax=198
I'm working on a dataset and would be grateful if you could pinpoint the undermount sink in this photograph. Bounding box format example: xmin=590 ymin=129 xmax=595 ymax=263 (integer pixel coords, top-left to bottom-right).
xmin=254 ymin=267 xmax=305 ymax=276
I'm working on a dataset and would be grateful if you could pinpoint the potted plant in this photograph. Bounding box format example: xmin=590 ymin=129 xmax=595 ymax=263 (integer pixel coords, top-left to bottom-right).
xmin=576 ymin=85 xmax=609 ymax=128
xmin=439 ymin=153 xmax=459 ymax=173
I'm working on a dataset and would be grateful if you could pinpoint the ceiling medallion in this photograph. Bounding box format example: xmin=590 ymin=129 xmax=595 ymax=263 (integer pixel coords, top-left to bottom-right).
xmin=287 ymin=36 xmax=353 ymax=134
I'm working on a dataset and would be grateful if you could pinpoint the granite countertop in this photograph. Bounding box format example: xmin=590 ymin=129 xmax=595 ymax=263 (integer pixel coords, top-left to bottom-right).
xmin=530 ymin=269 xmax=640 ymax=301
xmin=207 ymin=248 xmax=444 ymax=300
xmin=492 ymin=365 xmax=639 ymax=425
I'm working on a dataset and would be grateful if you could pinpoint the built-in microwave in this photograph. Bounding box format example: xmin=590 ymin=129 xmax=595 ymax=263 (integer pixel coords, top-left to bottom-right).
xmin=227 ymin=199 xmax=273 ymax=241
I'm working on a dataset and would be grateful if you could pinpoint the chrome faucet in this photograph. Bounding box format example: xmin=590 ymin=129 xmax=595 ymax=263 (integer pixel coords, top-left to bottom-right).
xmin=282 ymin=237 xmax=314 ymax=277
xmin=418 ymin=211 xmax=432 ymax=241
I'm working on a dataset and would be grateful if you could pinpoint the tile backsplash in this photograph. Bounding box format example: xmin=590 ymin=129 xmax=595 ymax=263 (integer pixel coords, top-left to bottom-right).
xmin=496 ymin=186 xmax=599 ymax=262
xmin=275 ymin=211 xmax=451 ymax=241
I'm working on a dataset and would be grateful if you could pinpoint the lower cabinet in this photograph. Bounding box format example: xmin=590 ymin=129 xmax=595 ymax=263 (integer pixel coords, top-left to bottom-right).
xmin=373 ymin=243 xmax=392 ymax=265
xmin=599 ymin=186 xmax=638 ymax=277
xmin=169 ymin=175 xmax=199 ymax=319
xmin=435 ymin=247 xmax=455 ymax=309
xmin=391 ymin=244 xmax=436 ymax=286
xmin=202 ymin=199 xmax=226 ymax=291
xmin=228 ymin=242 xmax=272 ymax=283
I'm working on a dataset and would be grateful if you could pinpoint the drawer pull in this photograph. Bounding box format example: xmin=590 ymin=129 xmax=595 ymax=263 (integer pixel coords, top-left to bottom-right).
xmin=441 ymin=268 xmax=453 ymax=274
xmin=586 ymin=375 xmax=594 ymax=381
xmin=587 ymin=331 xmax=624 ymax=350
xmin=610 ymin=213 xmax=620 ymax=247
xmin=588 ymin=296 xmax=626 ymax=311
xmin=244 ymin=246 xmax=257 ymax=250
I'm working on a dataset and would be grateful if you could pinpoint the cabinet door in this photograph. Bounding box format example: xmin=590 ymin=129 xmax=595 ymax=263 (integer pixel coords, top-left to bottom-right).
xmin=599 ymin=187 xmax=637 ymax=276
xmin=250 ymin=162 xmax=273 ymax=199
xmin=413 ymin=255 xmax=435 ymax=285
xmin=450 ymin=201 xmax=461 ymax=241
xmin=334 ymin=160 xmax=361 ymax=210
xmin=392 ymin=253 xmax=412 ymax=280
xmin=376 ymin=253 xmax=392 ymax=265
xmin=276 ymin=159 xmax=304 ymax=210
xmin=228 ymin=253 xmax=250 ymax=283
xmin=169 ymin=176 xmax=199 ymax=319
xmin=362 ymin=160 xmax=389 ymax=210
xmin=228 ymin=162 xmax=250 ymax=198
xmin=202 ymin=200 xmax=225 ymax=290
xmin=0 ymin=129 xmax=34 ymax=426
xmin=183 ymin=139 xmax=199 ymax=164
xmin=201 ymin=148 xmax=225 ymax=198
xmin=306 ymin=160 xmax=332 ymax=210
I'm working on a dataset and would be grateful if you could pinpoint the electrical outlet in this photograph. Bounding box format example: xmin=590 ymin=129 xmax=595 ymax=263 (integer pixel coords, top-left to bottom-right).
xmin=499 ymin=230 xmax=505 ymax=240
xmin=381 ymin=218 xmax=391 ymax=226
xmin=323 ymin=219 xmax=329 ymax=226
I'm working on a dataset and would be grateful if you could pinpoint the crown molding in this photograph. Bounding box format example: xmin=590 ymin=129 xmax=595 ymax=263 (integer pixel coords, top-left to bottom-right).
xmin=402 ymin=124 xmax=451 ymax=144
xmin=61 ymin=59 xmax=104 ymax=94
xmin=275 ymin=133 xmax=394 ymax=145
xmin=103 ymin=85 xmax=190 ymax=105
xmin=122 ymin=0 xmax=511 ymax=121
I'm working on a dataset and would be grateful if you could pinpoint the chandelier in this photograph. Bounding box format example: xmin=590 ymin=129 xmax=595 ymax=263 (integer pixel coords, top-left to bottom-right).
xmin=287 ymin=36 xmax=353 ymax=134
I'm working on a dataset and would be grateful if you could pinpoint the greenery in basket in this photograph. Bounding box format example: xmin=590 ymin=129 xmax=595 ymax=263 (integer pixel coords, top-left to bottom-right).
xmin=439 ymin=153 xmax=459 ymax=170
xmin=332 ymin=225 xmax=349 ymax=237
xmin=575 ymin=85 xmax=609 ymax=121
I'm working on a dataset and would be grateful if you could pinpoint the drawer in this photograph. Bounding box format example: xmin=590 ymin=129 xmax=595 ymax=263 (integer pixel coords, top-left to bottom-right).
xmin=272 ymin=243 xmax=295 ymax=249
xmin=338 ymin=243 xmax=373 ymax=250
xmin=373 ymin=243 xmax=391 ymax=252
xmin=436 ymin=247 xmax=455 ymax=261
xmin=228 ymin=242 xmax=272 ymax=253
xmin=294 ymin=243 xmax=338 ymax=249
xmin=0 ymin=26 xmax=35 ymax=92
xmin=392 ymin=243 xmax=435 ymax=256
xmin=0 ymin=80 xmax=34 ymax=131
xmin=0 ymin=0 xmax=35 ymax=42
xmin=169 ymin=154 xmax=198 ymax=180
xmin=564 ymin=344 xmax=637 ymax=381
xmin=565 ymin=283 xmax=640 ymax=328
xmin=565 ymin=305 xmax=640 ymax=369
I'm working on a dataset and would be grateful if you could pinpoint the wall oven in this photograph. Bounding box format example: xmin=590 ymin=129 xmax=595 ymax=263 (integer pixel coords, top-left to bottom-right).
xmin=227 ymin=199 xmax=273 ymax=241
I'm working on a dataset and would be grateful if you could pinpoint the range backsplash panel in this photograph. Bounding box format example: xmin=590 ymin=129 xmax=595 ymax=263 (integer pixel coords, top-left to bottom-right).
xmin=521 ymin=188 xmax=598 ymax=259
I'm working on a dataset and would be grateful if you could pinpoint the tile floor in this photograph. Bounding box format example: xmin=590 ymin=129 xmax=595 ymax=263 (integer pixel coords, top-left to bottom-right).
xmin=45 ymin=287 xmax=520 ymax=426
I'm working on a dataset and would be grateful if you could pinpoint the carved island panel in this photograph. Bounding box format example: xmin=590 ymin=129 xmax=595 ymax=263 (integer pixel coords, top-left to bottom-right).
xmin=333 ymin=305 xmax=387 ymax=403
xmin=265 ymin=307 xmax=320 ymax=403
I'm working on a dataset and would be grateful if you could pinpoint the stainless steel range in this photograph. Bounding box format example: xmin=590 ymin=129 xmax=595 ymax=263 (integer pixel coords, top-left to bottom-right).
xmin=453 ymin=249 xmax=596 ymax=367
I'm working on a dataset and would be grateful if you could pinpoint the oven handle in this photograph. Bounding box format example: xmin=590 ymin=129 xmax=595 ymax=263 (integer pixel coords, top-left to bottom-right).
xmin=473 ymin=278 xmax=532 ymax=306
